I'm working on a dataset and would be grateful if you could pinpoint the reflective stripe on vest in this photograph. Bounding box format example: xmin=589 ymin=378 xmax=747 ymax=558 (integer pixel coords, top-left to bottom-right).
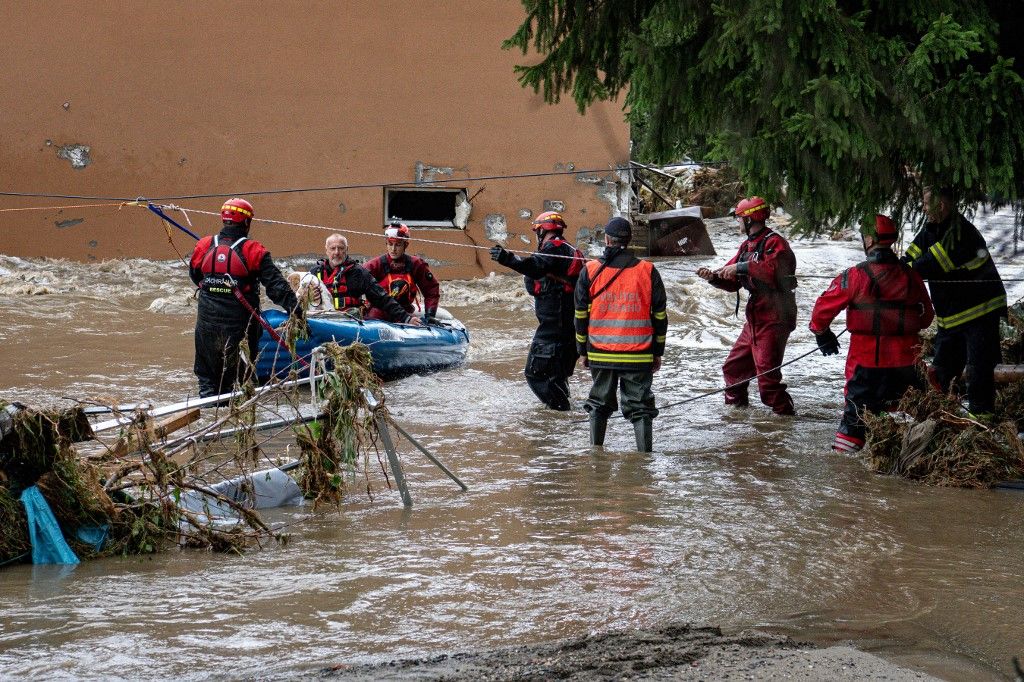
xmin=586 ymin=259 xmax=654 ymax=353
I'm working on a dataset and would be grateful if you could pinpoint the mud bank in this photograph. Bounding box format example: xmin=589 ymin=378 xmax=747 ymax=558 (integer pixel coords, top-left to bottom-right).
xmin=306 ymin=624 xmax=939 ymax=681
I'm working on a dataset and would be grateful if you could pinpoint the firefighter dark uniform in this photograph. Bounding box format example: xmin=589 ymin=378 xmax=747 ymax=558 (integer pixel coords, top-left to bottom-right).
xmin=706 ymin=208 xmax=798 ymax=415
xmin=308 ymin=258 xmax=411 ymax=323
xmin=363 ymin=253 xmax=440 ymax=321
xmin=810 ymin=217 xmax=935 ymax=452
xmin=904 ymin=210 xmax=1007 ymax=417
xmin=490 ymin=211 xmax=585 ymax=411
xmin=575 ymin=217 xmax=668 ymax=452
xmin=189 ymin=199 xmax=299 ymax=398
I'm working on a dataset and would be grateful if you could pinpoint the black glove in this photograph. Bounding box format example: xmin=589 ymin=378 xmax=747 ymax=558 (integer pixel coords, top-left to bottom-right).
xmin=422 ymin=308 xmax=436 ymax=324
xmin=489 ymin=244 xmax=512 ymax=265
xmin=816 ymin=329 xmax=841 ymax=356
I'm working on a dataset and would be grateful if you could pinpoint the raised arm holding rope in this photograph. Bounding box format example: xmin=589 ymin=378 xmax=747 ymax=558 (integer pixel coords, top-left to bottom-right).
xmin=489 ymin=211 xmax=585 ymax=411
xmin=697 ymin=196 xmax=798 ymax=416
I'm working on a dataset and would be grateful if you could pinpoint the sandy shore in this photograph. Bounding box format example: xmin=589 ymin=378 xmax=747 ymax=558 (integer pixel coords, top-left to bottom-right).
xmin=305 ymin=624 xmax=942 ymax=681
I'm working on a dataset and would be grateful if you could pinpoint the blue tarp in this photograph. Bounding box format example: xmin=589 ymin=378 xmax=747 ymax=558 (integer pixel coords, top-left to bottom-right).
xmin=19 ymin=486 xmax=79 ymax=565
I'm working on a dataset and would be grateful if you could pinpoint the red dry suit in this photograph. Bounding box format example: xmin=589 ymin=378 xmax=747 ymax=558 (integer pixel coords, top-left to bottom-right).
xmin=708 ymin=229 xmax=798 ymax=414
xmin=810 ymin=247 xmax=935 ymax=451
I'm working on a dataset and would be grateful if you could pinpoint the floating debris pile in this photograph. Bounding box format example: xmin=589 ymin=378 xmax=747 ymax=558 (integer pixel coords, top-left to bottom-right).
xmin=864 ymin=298 xmax=1024 ymax=487
xmin=864 ymin=386 xmax=1024 ymax=488
xmin=0 ymin=341 xmax=394 ymax=566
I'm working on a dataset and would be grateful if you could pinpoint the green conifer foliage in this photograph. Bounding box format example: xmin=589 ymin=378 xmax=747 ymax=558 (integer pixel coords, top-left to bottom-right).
xmin=505 ymin=1 xmax=1024 ymax=232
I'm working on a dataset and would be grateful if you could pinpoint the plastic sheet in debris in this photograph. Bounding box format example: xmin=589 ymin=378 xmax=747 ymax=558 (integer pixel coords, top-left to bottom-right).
xmin=178 ymin=467 xmax=304 ymax=528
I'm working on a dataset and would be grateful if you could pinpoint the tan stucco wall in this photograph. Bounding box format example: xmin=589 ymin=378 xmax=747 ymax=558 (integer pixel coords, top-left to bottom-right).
xmin=0 ymin=1 xmax=629 ymax=278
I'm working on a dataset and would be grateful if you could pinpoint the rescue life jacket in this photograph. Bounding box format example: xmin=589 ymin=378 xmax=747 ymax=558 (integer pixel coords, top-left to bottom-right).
xmin=586 ymin=258 xmax=654 ymax=355
xmin=846 ymin=261 xmax=928 ymax=338
xmin=376 ymin=257 xmax=420 ymax=310
xmin=317 ymin=262 xmax=364 ymax=310
xmin=738 ymin=230 xmax=797 ymax=293
xmin=532 ymin=237 xmax=586 ymax=295
xmin=197 ymin=236 xmax=255 ymax=296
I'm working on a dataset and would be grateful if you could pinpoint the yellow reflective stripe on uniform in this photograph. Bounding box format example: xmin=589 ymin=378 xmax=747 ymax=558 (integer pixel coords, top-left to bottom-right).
xmin=655 ymin=335 xmax=666 ymax=343
xmin=929 ymin=242 xmax=956 ymax=272
xmin=587 ymin=351 xmax=654 ymax=363
xmin=653 ymin=311 xmax=667 ymax=320
xmin=575 ymin=333 xmax=587 ymax=343
xmin=575 ymin=309 xmax=589 ymax=318
xmin=936 ymin=294 xmax=1007 ymax=329
xmin=963 ymin=251 xmax=990 ymax=270
xmin=906 ymin=243 xmax=922 ymax=259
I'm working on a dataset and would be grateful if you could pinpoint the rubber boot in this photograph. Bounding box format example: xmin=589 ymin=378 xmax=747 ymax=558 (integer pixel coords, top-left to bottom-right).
xmin=589 ymin=413 xmax=608 ymax=447
xmin=633 ymin=417 xmax=653 ymax=453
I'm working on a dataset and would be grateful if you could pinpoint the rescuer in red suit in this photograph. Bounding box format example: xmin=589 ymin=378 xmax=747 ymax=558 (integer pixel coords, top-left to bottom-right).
xmin=362 ymin=222 xmax=441 ymax=323
xmin=697 ymin=196 xmax=798 ymax=415
xmin=189 ymin=198 xmax=300 ymax=398
xmin=809 ymin=215 xmax=935 ymax=452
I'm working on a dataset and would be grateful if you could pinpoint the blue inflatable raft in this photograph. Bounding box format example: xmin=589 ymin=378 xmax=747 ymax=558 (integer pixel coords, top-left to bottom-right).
xmin=256 ymin=308 xmax=470 ymax=382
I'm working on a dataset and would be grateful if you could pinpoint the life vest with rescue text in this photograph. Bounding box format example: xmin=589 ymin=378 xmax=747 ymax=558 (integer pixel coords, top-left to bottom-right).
xmin=194 ymin=235 xmax=257 ymax=296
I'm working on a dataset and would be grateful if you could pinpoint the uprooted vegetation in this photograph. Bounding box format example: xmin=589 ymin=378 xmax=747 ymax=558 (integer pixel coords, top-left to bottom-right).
xmin=0 ymin=341 xmax=396 ymax=567
xmin=863 ymin=303 xmax=1024 ymax=488
xmin=634 ymin=164 xmax=745 ymax=217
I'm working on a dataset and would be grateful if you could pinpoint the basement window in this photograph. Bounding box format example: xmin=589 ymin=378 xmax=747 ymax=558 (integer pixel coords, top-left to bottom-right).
xmin=384 ymin=187 xmax=465 ymax=228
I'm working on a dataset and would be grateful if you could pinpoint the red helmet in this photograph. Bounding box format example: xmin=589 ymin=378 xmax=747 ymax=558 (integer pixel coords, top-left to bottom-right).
xmin=532 ymin=211 xmax=567 ymax=234
xmin=221 ymin=198 xmax=254 ymax=224
xmin=733 ymin=196 xmax=770 ymax=222
xmin=863 ymin=214 xmax=898 ymax=244
xmin=385 ymin=222 xmax=411 ymax=242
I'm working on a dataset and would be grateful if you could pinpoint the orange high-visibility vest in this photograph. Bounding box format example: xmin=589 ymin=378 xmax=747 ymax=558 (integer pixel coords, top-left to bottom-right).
xmin=586 ymin=259 xmax=654 ymax=353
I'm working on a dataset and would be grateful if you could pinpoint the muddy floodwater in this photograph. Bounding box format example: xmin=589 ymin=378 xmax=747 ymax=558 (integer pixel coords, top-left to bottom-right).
xmin=1 ymin=214 xmax=1022 ymax=680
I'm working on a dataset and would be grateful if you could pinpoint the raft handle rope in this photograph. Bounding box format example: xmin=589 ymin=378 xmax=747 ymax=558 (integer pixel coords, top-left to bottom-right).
xmin=570 ymin=328 xmax=849 ymax=423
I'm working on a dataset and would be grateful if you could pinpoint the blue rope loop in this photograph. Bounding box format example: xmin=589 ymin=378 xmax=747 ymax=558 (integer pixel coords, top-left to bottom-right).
xmin=147 ymin=203 xmax=199 ymax=240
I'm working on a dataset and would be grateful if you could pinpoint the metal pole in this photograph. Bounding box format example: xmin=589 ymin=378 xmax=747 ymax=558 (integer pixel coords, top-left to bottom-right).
xmin=376 ymin=416 xmax=413 ymax=507
xmin=390 ymin=422 xmax=468 ymax=491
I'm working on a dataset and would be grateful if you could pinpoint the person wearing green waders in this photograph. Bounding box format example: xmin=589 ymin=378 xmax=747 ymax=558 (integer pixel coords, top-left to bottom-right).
xmin=574 ymin=217 xmax=667 ymax=452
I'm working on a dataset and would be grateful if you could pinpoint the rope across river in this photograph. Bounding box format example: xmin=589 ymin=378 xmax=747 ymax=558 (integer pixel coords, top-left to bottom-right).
xmin=569 ymin=329 xmax=850 ymax=424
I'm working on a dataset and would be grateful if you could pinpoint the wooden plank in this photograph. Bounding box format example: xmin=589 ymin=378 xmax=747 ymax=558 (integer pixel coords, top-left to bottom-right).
xmin=994 ymin=364 xmax=1024 ymax=384
xmin=107 ymin=409 xmax=201 ymax=459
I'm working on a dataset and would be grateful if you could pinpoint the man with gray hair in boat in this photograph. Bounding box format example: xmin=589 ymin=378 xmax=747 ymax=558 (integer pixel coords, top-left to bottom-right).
xmin=308 ymin=233 xmax=419 ymax=325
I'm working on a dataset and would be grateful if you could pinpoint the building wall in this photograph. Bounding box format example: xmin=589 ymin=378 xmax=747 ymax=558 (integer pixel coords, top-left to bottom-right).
xmin=0 ymin=1 xmax=629 ymax=278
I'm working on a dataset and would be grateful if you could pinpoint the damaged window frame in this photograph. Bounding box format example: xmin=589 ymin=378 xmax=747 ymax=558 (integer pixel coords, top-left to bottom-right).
xmin=383 ymin=187 xmax=468 ymax=229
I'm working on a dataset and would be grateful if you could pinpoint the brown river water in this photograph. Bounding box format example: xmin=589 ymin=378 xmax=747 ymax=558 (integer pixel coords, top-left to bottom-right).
xmin=0 ymin=214 xmax=1022 ymax=680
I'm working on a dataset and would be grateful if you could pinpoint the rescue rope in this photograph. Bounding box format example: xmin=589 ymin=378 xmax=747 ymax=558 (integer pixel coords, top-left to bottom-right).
xmin=569 ymin=329 xmax=850 ymax=423
xmin=154 ymin=204 xmax=571 ymax=262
